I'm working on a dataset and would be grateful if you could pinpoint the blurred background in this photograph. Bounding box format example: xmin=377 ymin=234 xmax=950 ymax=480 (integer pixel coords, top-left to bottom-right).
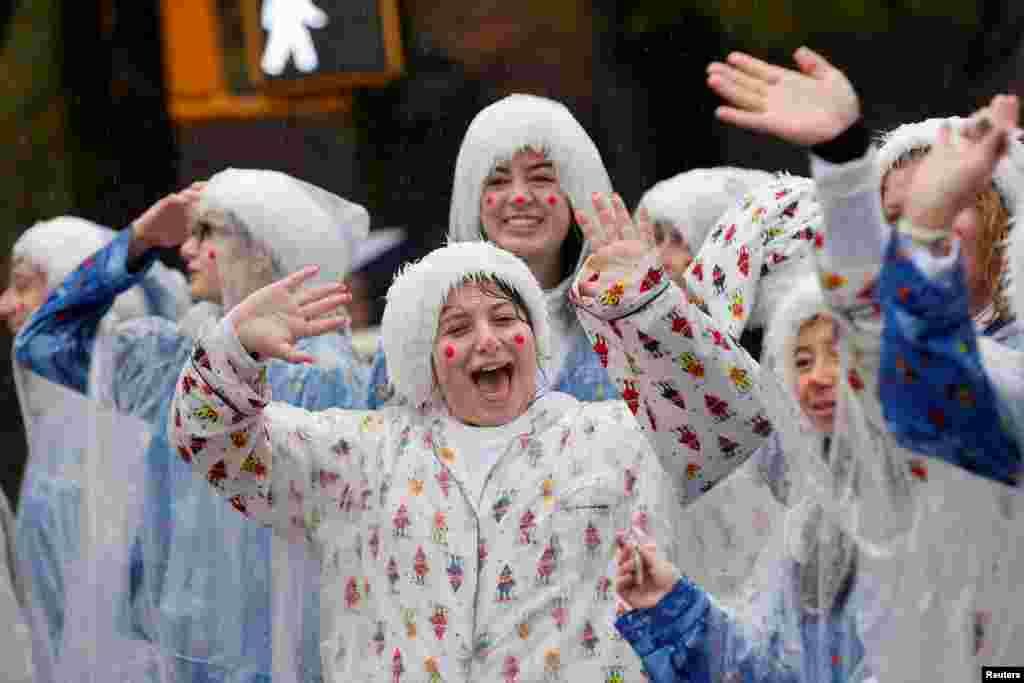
xmin=0 ymin=0 xmax=1021 ymax=502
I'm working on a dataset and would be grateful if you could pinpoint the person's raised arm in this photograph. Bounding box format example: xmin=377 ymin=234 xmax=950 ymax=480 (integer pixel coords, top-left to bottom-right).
xmin=171 ymin=265 xmax=385 ymax=543
xmin=570 ymin=194 xmax=771 ymax=505
xmin=14 ymin=185 xmax=201 ymax=394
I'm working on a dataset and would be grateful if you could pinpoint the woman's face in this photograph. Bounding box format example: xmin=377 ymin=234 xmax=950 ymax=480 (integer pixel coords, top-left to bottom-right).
xmin=653 ymin=221 xmax=694 ymax=286
xmin=0 ymin=259 xmax=48 ymax=334
xmin=432 ymin=281 xmax=539 ymax=427
xmin=479 ymin=149 xmax=572 ymax=286
xmin=794 ymin=315 xmax=839 ymax=433
xmin=179 ymin=212 xmax=238 ymax=304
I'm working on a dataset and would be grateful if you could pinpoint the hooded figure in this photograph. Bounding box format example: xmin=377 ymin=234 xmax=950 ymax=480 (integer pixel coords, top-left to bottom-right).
xmin=877 ymin=116 xmax=1024 ymax=347
xmin=15 ymin=171 xmax=371 ymax=683
xmin=166 ymin=232 xmax=803 ymax=682
xmin=368 ymin=94 xmax=619 ymax=407
xmin=635 ymin=167 xmax=775 ymax=287
xmin=4 ymin=216 xmax=189 ymax=683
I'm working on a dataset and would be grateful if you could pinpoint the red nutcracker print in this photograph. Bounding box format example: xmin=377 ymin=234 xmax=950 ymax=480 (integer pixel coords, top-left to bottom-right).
xmin=429 ymin=604 xmax=448 ymax=640
xmin=794 ymin=225 xmax=814 ymax=242
xmin=639 ymin=267 xmax=662 ymax=293
xmin=711 ymin=265 xmax=727 ymax=295
xmin=655 ymin=380 xmax=687 ymax=411
xmin=814 ymin=231 xmax=825 ymax=249
xmin=492 ymin=490 xmax=514 ymax=523
xmin=386 ymin=557 xmax=400 ymax=593
xmin=207 ymin=460 xmax=228 ymax=488
xmin=371 ymin=620 xmax=386 ymax=657
xmin=551 ymin=595 xmax=568 ymax=630
xmin=750 ymin=413 xmax=772 ymax=437
xmin=536 ymin=543 xmax=557 ymax=585
xmin=193 ymin=345 xmax=212 ymax=371
xmin=847 ymin=368 xmax=865 ymax=392
xmin=691 ymin=259 xmax=704 ymax=281
xmin=723 ymin=223 xmax=737 ymax=244
xmin=392 ymin=648 xmax=404 ymax=683
xmin=704 ymin=393 xmax=735 ymax=422
xmin=432 ymin=511 xmax=449 ymax=546
xmin=345 ymin=576 xmax=361 ymax=610
xmin=637 ymin=330 xmax=665 ymax=358
xmin=592 ymin=334 xmax=609 ymax=368
xmin=502 ymin=655 xmax=520 ymax=683
xmin=737 ymin=245 xmax=751 ymax=276
xmin=595 ymin=575 xmax=611 ymax=601
xmin=413 ymin=546 xmax=429 ymax=585
xmin=393 ymin=504 xmax=410 ymax=537
xmin=717 ymin=434 xmax=740 ymax=458
xmin=624 ymin=466 xmax=638 ymax=497
xmin=519 ymin=508 xmax=537 ymax=545
xmin=478 ymin=538 xmax=489 ymax=567
xmin=664 ymin=309 xmax=694 ymax=337
xmin=675 ymin=352 xmax=705 ymax=380
xmin=580 ymin=620 xmax=599 ymax=657
xmin=706 ymin=327 xmax=731 ymax=351
xmin=446 ymin=553 xmax=465 ymax=593
xmin=672 ymin=425 xmax=701 ymax=451
xmin=621 ymin=380 xmax=640 ymax=415
xmin=908 ymin=458 xmax=928 ymax=482
xmin=181 ymin=374 xmax=196 ymax=395
xmin=435 ymin=467 xmax=452 ymax=498
xmin=781 ymin=200 xmax=799 ymax=219
xmin=190 ymin=436 xmax=208 ymax=456
xmin=496 ymin=564 xmax=516 ymax=602
xmin=584 ymin=521 xmax=601 ymax=556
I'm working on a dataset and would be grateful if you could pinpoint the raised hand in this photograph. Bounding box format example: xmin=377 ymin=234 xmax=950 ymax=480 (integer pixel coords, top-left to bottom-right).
xmin=904 ymin=94 xmax=1020 ymax=231
xmin=229 ymin=265 xmax=351 ymax=364
xmin=576 ymin=192 xmax=657 ymax=299
xmin=133 ymin=181 xmax=207 ymax=251
xmin=707 ymin=47 xmax=860 ymax=147
xmin=614 ymin=540 xmax=680 ymax=611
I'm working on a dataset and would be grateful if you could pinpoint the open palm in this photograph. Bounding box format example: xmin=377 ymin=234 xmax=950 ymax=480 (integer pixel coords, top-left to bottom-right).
xmin=229 ymin=265 xmax=351 ymax=364
xmin=707 ymin=47 xmax=860 ymax=147
xmin=576 ymin=192 xmax=658 ymax=298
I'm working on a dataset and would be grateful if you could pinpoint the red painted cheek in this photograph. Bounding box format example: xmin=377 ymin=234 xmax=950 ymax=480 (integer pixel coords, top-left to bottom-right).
xmin=514 ymin=334 xmax=525 ymax=346
xmin=547 ymin=194 xmax=558 ymax=207
xmin=485 ymin=195 xmax=495 ymax=207
xmin=14 ymin=303 xmax=25 ymax=314
xmin=444 ymin=345 xmax=455 ymax=359
xmin=207 ymin=249 xmax=217 ymax=260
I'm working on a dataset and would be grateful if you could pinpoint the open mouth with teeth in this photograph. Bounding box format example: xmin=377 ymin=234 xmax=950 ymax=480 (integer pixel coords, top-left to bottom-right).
xmin=472 ymin=361 xmax=514 ymax=400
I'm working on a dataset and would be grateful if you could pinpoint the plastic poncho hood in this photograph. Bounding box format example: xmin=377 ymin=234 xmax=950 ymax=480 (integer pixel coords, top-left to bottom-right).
xmin=382 ymin=241 xmax=550 ymax=408
xmin=637 ymin=167 xmax=775 ymax=253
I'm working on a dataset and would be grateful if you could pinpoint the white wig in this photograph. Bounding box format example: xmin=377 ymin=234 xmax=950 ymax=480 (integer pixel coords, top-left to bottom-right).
xmin=12 ymin=216 xmax=149 ymax=322
xmin=877 ymin=118 xmax=1024 ymax=321
xmin=447 ymin=94 xmax=613 ymax=302
xmin=381 ymin=241 xmax=550 ymax=408
xmin=636 ymin=167 xmax=776 ymax=253
xmin=198 ymin=168 xmax=370 ymax=308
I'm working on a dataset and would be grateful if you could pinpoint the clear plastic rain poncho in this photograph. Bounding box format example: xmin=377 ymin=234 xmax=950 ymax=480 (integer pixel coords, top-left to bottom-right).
xmin=10 ymin=216 xmax=190 ymax=683
xmin=122 ymin=169 xmax=371 ymax=683
xmin=635 ymin=167 xmax=776 ymax=255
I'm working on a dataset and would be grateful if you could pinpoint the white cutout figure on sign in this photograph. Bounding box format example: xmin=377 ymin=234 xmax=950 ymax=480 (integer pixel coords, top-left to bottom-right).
xmin=260 ymin=0 xmax=329 ymax=76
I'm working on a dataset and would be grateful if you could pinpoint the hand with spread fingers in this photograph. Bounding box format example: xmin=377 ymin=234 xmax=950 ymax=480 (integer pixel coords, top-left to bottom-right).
xmin=229 ymin=265 xmax=352 ymax=364
xmin=707 ymin=47 xmax=861 ymax=147
xmin=576 ymin=192 xmax=658 ymax=299
xmin=614 ymin=539 xmax=680 ymax=611
xmin=904 ymin=94 xmax=1021 ymax=232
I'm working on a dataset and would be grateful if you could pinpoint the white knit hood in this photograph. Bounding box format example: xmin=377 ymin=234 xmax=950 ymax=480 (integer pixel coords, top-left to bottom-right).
xmin=636 ymin=167 xmax=776 ymax=253
xmin=198 ymin=168 xmax=370 ymax=309
xmin=381 ymin=241 xmax=551 ymax=409
xmin=446 ymin=94 xmax=613 ymax=314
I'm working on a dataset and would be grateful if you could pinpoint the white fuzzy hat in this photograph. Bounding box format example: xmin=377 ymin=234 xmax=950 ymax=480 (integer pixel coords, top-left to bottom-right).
xmin=381 ymin=241 xmax=551 ymax=408
xmin=636 ymin=167 xmax=776 ymax=252
xmin=447 ymin=94 xmax=613 ymax=306
xmin=683 ymin=174 xmax=821 ymax=339
xmin=198 ymin=168 xmax=370 ymax=307
xmin=12 ymin=216 xmax=151 ymax=322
